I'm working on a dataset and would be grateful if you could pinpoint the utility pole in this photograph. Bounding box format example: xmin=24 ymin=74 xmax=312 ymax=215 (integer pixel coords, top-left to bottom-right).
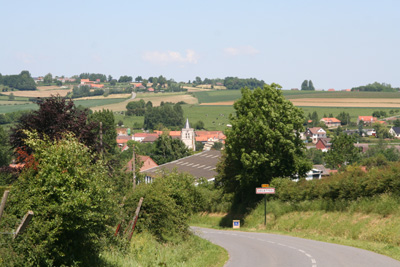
xmin=132 ymin=144 xmax=136 ymax=190
xmin=99 ymin=122 xmax=103 ymax=153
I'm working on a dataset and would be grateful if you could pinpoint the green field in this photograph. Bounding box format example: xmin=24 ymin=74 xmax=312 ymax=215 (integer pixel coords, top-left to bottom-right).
xmin=194 ymin=90 xmax=400 ymax=104
xmin=73 ymin=98 xmax=127 ymax=108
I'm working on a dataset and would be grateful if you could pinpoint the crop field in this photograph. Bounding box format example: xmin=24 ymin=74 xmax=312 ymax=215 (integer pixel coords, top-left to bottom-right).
xmin=2 ymin=87 xmax=71 ymax=97
xmin=194 ymin=90 xmax=400 ymax=104
xmin=0 ymin=103 xmax=38 ymax=113
xmin=74 ymin=98 xmax=129 ymax=109
xmin=182 ymin=105 xmax=234 ymax=131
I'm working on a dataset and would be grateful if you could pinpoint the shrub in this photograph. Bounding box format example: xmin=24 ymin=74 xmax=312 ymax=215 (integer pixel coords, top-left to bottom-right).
xmin=0 ymin=132 xmax=116 ymax=266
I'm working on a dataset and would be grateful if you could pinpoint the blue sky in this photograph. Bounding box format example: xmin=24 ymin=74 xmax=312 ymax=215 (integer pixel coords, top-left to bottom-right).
xmin=1 ymin=0 xmax=399 ymax=89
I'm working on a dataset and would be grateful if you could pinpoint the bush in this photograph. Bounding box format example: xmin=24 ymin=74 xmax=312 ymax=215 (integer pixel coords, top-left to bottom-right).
xmin=0 ymin=132 xmax=116 ymax=266
xmin=123 ymin=171 xmax=199 ymax=242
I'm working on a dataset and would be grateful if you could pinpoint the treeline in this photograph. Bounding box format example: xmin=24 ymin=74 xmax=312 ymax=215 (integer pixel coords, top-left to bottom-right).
xmin=351 ymin=82 xmax=399 ymax=92
xmin=0 ymin=110 xmax=30 ymax=125
xmin=70 ymin=85 xmax=104 ymax=98
xmin=0 ymin=71 xmax=36 ymax=90
xmin=143 ymin=102 xmax=185 ymax=130
xmin=79 ymin=73 xmax=107 ymax=82
xmin=223 ymin=77 xmax=265 ymax=90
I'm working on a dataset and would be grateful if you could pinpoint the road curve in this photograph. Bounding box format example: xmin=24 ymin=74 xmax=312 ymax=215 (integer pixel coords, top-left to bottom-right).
xmin=192 ymin=227 xmax=400 ymax=267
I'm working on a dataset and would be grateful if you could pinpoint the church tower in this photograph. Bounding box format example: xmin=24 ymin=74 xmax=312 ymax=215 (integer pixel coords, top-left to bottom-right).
xmin=181 ymin=118 xmax=195 ymax=151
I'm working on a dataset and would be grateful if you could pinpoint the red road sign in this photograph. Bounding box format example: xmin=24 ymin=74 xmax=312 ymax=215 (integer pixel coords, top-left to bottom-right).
xmin=256 ymin=187 xmax=275 ymax=194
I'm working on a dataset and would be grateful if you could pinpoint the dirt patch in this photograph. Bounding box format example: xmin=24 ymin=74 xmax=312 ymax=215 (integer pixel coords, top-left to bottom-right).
xmin=78 ymin=94 xmax=131 ymax=100
xmin=200 ymin=98 xmax=400 ymax=108
xmin=2 ymin=88 xmax=71 ymax=97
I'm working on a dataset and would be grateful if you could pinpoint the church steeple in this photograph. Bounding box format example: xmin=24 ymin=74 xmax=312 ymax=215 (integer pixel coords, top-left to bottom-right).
xmin=185 ymin=118 xmax=190 ymax=129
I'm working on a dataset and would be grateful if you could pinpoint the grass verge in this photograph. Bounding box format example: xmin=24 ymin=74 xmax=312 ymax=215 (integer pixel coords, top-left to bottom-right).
xmin=101 ymin=231 xmax=228 ymax=266
xmin=190 ymin=197 xmax=400 ymax=262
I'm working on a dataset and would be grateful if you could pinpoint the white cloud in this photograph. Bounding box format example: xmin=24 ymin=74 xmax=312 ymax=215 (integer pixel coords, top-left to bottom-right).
xmin=142 ymin=49 xmax=198 ymax=65
xmin=224 ymin=45 xmax=260 ymax=56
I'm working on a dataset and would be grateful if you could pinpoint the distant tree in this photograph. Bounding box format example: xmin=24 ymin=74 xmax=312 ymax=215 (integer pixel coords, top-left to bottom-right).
xmin=135 ymin=76 xmax=143 ymax=82
xmin=195 ymin=141 xmax=204 ymax=151
xmin=142 ymin=79 xmax=148 ymax=87
xmin=55 ymin=80 xmax=62 ymax=86
xmin=118 ymin=75 xmax=133 ymax=83
xmin=0 ymin=71 xmax=36 ymax=90
xmin=325 ymin=133 xmax=360 ymax=169
xmin=195 ymin=76 xmax=202 ymax=85
xmin=152 ymin=133 xmax=191 ymax=165
xmin=8 ymin=93 xmax=15 ymax=101
xmin=305 ymin=148 xmax=325 ymax=165
xmin=193 ymin=120 xmax=205 ymax=130
xmin=308 ymin=80 xmax=315 ymax=91
xmin=211 ymin=142 xmax=223 ymax=150
xmin=351 ymin=82 xmax=398 ymax=92
xmin=336 ymin=112 xmax=351 ymax=125
xmin=126 ymin=99 xmax=146 ymax=116
xmin=43 ymin=73 xmax=53 ymax=85
xmin=301 ymin=80 xmax=309 ymax=90
xmin=372 ymin=122 xmax=391 ymax=139
xmin=145 ymin=101 xmax=153 ymax=108
xmin=301 ymin=80 xmax=315 ymax=90
xmin=117 ymin=120 xmax=124 ymax=126
xmin=108 ymin=75 xmax=113 ymax=82
xmin=394 ymin=119 xmax=400 ymax=127
xmin=143 ymin=103 xmax=184 ymax=130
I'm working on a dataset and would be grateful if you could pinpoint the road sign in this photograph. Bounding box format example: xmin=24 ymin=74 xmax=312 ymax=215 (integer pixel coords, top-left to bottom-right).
xmin=256 ymin=187 xmax=275 ymax=194
xmin=233 ymin=220 xmax=240 ymax=229
xmin=262 ymin=184 xmax=269 ymax=188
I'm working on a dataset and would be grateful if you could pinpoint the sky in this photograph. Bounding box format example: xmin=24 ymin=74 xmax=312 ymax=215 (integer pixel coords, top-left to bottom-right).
xmin=1 ymin=0 xmax=399 ymax=90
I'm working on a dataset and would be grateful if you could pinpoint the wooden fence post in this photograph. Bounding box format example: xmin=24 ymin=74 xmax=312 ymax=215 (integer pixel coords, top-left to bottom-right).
xmin=13 ymin=211 xmax=34 ymax=239
xmin=0 ymin=190 xmax=9 ymax=221
xmin=128 ymin=197 xmax=143 ymax=241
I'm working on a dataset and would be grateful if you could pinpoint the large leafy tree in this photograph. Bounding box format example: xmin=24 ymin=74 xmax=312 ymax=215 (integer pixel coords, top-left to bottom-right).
xmin=10 ymin=96 xmax=100 ymax=157
xmin=216 ymin=84 xmax=311 ymax=206
xmin=152 ymin=133 xmax=191 ymax=165
xmin=1 ymin=132 xmax=115 ymax=266
xmin=325 ymin=133 xmax=360 ymax=169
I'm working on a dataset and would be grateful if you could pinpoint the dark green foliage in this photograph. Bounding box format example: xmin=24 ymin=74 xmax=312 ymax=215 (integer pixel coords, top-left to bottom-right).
xmin=118 ymin=75 xmax=133 ymax=83
xmin=211 ymin=142 xmax=223 ymax=150
xmin=336 ymin=111 xmax=351 ymax=125
xmin=0 ymin=126 xmax=11 ymax=167
xmin=193 ymin=120 xmax=205 ymax=130
xmin=124 ymin=171 xmax=198 ymax=242
xmin=305 ymin=148 xmax=325 ymax=164
xmin=301 ymin=80 xmax=315 ymax=91
xmin=152 ymin=133 xmax=191 ymax=165
xmin=70 ymin=85 xmax=104 ymax=98
xmin=79 ymin=73 xmax=107 ymax=82
xmin=126 ymin=99 xmax=146 ymax=116
xmin=195 ymin=141 xmax=204 ymax=151
xmin=217 ymin=84 xmax=311 ymax=206
xmin=88 ymin=109 xmax=117 ymax=154
xmin=393 ymin=119 xmax=400 ymax=127
xmin=0 ymin=133 xmax=115 ymax=266
xmin=271 ymin=162 xmax=400 ymax=203
xmin=0 ymin=71 xmax=36 ymax=90
xmin=352 ymin=82 xmax=398 ymax=92
xmin=325 ymin=133 xmax=360 ymax=169
xmin=223 ymin=77 xmax=265 ymax=90
xmin=143 ymin=103 xmax=184 ymax=130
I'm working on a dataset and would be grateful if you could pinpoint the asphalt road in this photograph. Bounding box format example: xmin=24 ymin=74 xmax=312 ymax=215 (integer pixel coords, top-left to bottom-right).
xmin=192 ymin=227 xmax=400 ymax=267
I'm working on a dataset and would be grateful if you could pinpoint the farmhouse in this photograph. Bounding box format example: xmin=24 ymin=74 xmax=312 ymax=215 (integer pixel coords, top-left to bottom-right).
xmin=305 ymin=127 xmax=327 ymax=144
xmin=389 ymin=127 xmax=400 ymax=138
xmin=315 ymin=138 xmax=331 ymax=152
xmin=357 ymin=116 xmax=378 ymax=125
xmin=126 ymin=155 xmax=158 ymax=172
xmin=320 ymin=117 xmax=341 ymax=128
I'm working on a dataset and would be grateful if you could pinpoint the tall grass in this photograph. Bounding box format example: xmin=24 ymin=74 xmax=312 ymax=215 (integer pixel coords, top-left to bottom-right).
xmin=101 ymin=231 xmax=228 ymax=267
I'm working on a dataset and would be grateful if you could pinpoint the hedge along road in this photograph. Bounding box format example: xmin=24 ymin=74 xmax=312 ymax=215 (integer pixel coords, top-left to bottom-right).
xmin=192 ymin=227 xmax=400 ymax=267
